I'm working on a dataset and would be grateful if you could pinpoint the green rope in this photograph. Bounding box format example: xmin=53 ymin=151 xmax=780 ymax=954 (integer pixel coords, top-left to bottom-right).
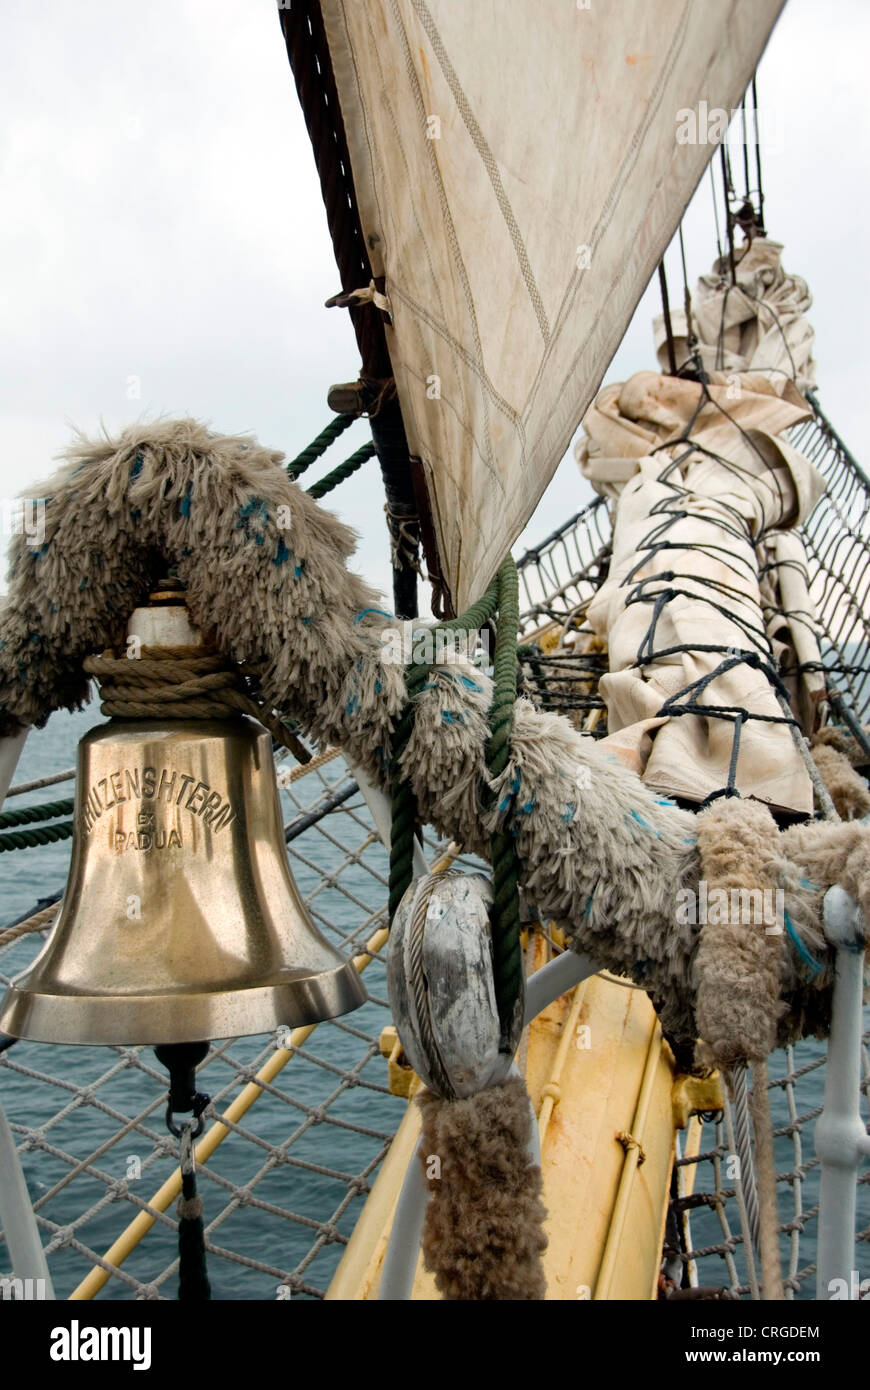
xmin=0 ymin=821 xmax=74 ymax=852
xmin=287 ymin=414 xmax=354 ymax=479
xmin=306 ymin=442 xmax=376 ymax=500
xmin=483 ymin=559 xmax=523 ymax=1039
xmin=388 ymin=560 xmax=523 ymax=1040
xmin=388 ymin=573 xmax=500 ymax=923
xmin=0 ymin=798 xmax=74 ymax=829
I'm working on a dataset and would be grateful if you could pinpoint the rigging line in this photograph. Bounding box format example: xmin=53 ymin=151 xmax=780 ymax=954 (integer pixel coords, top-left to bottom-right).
xmin=623 ymin=535 xmax=761 ymax=591
xmin=620 ymin=490 xmax=767 ymax=574
xmin=720 ymin=145 xmax=737 ymax=284
xmin=648 ymin=426 xmax=789 ymax=525
xmin=625 ymin=576 xmax=772 ymax=645
xmin=646 ymin=440 xmax=781 ymax=524
xmin=632 ymin=599 xmax=776 ymax=676
xmin=623 ymin=521 xmax=760 ymax=582
xmin=654 ymin=374 xmax=792 ymax=519
xmin=751 ymin=77 xmax=766 ymax=234
xmin=740 ymin=94 xmax=752 ymax=206
xmin=708 ymin=159 xmax=731 ymax=370
xmin=678 ymin=224 xmax=696 ymax=355
xmin=622 ymin=492 xmax=771 ymax=597
xmin=729 ymin=283 xmax=801 ymax=383
xmin=658 ymin=260 xmax=678 ymax=375
xmin=680 ymin=439 xmax=789 ymax=525
xmin=710 ymin=162 xmax=724 ymax=265
xmin=714 ymin=288 xmax=731 ymax=372
xmin=652 ymin=639 xmax=797 ymax=710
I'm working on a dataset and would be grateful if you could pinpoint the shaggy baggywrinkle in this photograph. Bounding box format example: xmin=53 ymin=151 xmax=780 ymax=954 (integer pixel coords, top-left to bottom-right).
xmin=0 ymin=419 xmax=859 ymax=1057
xmin=416 ymin=1076 xmax=547 ymax=1300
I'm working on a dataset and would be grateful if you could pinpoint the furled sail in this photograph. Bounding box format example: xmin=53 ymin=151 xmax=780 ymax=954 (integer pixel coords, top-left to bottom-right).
xmin=311 ymin=0 xmax=785 ymax=608
xmin=576 ymin=239 xmax=825 ymax=813
xmin=653 ymin=238 xmax=817 ymax=390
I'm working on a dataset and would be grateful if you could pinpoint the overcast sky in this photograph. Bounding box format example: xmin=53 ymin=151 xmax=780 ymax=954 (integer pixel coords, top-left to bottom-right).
xmin=1 ymin=0 xmax=867 ymax=608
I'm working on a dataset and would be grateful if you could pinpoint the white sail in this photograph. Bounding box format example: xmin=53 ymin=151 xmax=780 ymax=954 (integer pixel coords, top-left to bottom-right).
xmin=320 ymin=0 xmax=785 ymax=608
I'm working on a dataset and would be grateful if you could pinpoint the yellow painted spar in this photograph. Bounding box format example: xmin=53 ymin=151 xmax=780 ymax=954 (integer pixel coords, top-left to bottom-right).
xmin=327 ymin=932 xmax=718 ymax=1301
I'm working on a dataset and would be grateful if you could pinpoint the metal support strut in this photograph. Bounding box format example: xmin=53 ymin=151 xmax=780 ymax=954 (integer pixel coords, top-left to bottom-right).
xmin=815 ymin=887 xmax=870 ymax=1300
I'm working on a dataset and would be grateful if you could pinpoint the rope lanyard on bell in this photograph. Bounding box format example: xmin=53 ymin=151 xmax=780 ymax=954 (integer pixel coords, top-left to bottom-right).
xmin=84 ymin=644 xmax=312 ymax=766
xmin=155 ymin=1043 xmax=212 ymax=1302
xmin=388 ymin=556 xmax=523 ymax=1043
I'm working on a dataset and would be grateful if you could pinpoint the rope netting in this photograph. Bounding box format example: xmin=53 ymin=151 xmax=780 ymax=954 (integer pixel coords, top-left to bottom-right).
xmin=516 ymin=495 xmax=611 ymax=636
xmin=0 ymin=752 xmax=418 ymax=1300
xmin=794 ymin=395 xmax=870 ymax=722
xmin=668 ymin=1041 xmax=870 ymax=1299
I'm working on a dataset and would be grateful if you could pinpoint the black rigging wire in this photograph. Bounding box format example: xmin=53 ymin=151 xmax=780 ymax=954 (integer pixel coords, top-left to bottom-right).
xmin=658 ymin=260 xmax=678 ymax=375
xmin=720 ymin=145 xmax=738 ymax=283
xmin=740 ymin=94 xmax=752 ymax=205
xmin=751 ymin=78 xmax=766 ymax=235
xmin=710 ymin=163 xmax=724 ymax=265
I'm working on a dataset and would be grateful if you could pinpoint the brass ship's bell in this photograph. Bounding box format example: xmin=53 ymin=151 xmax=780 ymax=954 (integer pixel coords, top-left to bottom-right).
xmin=0 ymin=589 xmax=366 ymax=1046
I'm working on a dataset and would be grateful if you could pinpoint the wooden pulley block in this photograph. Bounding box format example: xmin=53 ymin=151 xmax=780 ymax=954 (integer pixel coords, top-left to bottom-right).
xmin=387 ymin=871 xmax=523 ymax=1099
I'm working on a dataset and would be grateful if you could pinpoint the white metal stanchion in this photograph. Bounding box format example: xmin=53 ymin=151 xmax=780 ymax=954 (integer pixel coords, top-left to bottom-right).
xmin=815 ymin=886 xmax=869 ymax=1300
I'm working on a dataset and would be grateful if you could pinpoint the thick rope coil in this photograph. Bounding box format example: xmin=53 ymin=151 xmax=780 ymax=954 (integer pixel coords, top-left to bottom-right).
xmin=0 ymin=797 xmax=74 ymax=829
xmin=0 ymin=645 xmax=316 ymax=854
xmin=84 ymin=646 xmax=311 ymax=765
xmin=286 ymin=413 xmax=354 ymax=480
xmin=306 ymin=441 xmax=376 ymax=500
xmin=0 ymin=820 xmax=74 ymax=853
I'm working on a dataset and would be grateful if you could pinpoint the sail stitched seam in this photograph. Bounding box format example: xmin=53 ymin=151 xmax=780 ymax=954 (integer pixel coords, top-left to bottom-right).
xmin=411 ymin=0 xmax=551 ymax=344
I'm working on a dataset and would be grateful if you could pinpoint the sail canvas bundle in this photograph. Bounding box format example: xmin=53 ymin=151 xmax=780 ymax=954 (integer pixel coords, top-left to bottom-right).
xmin=578 ymin=370 xmax=824 ymax=812
xmin=653 ymin=238 xmax=817 ymax=390
xmin=576 ymin=238 xmax=827 ymax=813
xmin=318 ymin=0 xmax=785 ymax=608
